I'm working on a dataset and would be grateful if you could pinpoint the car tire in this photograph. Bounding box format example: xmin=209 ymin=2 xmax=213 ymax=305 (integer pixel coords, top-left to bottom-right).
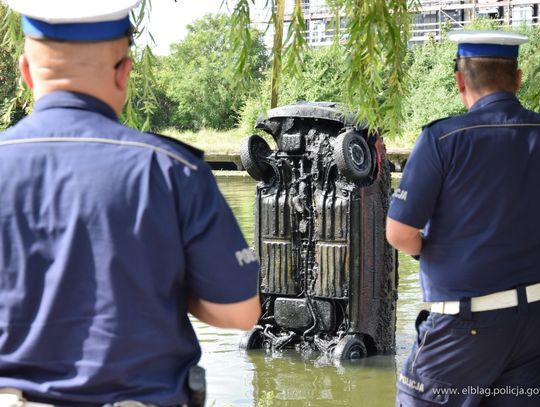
xmin=333 ymin=131 xmax=372 ymax=181
xmin=239 ymin=326 xmax=264 ymax=350
xmin=333 ymin=334 xmax=367 ymax=360
xmin=240 ymin=135 xmax=273 ymax=182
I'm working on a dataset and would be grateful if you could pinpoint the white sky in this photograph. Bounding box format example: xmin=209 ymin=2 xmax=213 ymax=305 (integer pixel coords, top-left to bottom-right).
xmin=147 ymin=0 xmax=231 ymax=55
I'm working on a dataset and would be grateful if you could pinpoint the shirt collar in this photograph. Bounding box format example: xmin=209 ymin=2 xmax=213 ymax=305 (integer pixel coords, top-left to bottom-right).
xmin=33 ymin=91 xmax=118 ymax=121
xmin=469 ymin=91 xmax=519 ymax=112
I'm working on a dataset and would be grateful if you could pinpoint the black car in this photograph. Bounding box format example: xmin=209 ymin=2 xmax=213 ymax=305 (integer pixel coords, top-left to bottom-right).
xmin=239 ymin=102 xmax=397 ymax=360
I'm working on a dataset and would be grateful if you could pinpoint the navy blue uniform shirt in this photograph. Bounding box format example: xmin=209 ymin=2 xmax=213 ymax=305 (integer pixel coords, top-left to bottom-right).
xmin=389 ymin=92 xmax=540 ymax=302
xmin=0 ymin=91 xmax=259 ymax=405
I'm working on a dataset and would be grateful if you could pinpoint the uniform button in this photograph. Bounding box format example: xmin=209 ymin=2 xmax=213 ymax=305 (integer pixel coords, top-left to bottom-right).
xmin=471 ymin=329 xmax=478 ymax=336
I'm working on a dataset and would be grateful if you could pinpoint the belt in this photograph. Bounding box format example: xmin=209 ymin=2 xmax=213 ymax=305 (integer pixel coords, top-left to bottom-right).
xmin=430 ymin=282 xmax=540 ymax=315
xmin=0 ymin=389 xmax=185 ymax=407
xmin=0 ymin=389 xmax=53 ymax=407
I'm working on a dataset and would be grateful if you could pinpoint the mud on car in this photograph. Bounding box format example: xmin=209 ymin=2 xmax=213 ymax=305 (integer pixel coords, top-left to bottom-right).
xmin=239 ymin=102 xmax=397 ymax=360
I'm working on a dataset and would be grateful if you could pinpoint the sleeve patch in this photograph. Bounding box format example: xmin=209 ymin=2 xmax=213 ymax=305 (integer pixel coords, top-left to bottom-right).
xmin=235 ymin=248 xmax=258 ymax=267
xmin=392 ymin=188 xmax=408 ymax=201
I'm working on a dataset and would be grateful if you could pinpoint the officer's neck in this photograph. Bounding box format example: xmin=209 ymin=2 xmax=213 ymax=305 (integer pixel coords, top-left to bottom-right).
xmin=460 ymin=88 xmax=513 ymax=110
xmin=34 ymin=83 xmax=121 ymax=118
xmin=22 ymin=37 xmax=129 ymax=118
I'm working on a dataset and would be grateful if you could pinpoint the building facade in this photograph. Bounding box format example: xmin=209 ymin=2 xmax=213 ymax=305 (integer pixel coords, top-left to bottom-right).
xmin=252 ymin=0 xmax=540 ymax=48
xmin=412 ymin=0 xmax=540 ymax=43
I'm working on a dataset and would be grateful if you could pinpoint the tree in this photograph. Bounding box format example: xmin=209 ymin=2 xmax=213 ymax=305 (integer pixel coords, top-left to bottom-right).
xmin=157 ymin=13 xmax=268 ymax=131
xmin=402 ymin=21 xmax=540 ymax=137
xmin=240 ymin=45 xmax=346 ymax=131
xmin=0 ymin=2 xmax=31 ymax=128
xmin=0 ymin=0 xmax=423 ymax=136
xmin=0 ymin=0 xmax=158 ymax=131
xmin=518 ymin=24 xmax=540 ymax=113
xmin=402 ymin=36 xmax=464 ymax=135
xmin=230 ymin=0 xmax=416 ymax=136
xmin=4 ymin=1 xmax=539 ymax=138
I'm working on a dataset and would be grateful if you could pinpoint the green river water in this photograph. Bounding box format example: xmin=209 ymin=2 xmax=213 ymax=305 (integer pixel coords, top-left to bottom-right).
xmin=191 ymin=175 xmax=423 ymax=407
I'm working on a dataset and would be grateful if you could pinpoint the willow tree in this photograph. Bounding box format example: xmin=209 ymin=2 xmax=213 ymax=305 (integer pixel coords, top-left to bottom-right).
xmin=0 ymin=1 xmax=30 ymax=127
xmin=0 ymin=0 xmax=158 ymax=131
xmin=230 ymin=0 xmax=416 ymax=135
xmin=1 ymin=0 xmax=415 ymax=135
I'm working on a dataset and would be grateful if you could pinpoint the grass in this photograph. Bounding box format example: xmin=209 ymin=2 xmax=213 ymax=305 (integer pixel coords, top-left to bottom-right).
xmin=160 ymin=127 xmax=245 ymax=154
xmin=160 ymin=127 xmax=275 ymax=155
xmin=159 ymin=127 xmax=417 ymax=155
xmin=385 ymin=131 xmax=419 ymax=149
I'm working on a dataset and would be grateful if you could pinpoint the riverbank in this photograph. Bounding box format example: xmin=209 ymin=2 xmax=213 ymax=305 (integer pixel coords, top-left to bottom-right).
xmin=159 ymin=127 xmax=418 ymax=154
xmin=160 ymin=127 xmax=251 ymax=154
xmin=214 ymin=170 xmax=404 ymax=178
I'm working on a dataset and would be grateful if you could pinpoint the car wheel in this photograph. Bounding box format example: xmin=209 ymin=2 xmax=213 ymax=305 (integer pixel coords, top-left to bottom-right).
xmin=239 ymin=326 xmax=264 ymax=350
xmin=333 ymin=334 xmax=367 ymax=360
xmin=333 ymin=131 xmax=372 ymax=181
xmin=240 ymin=135 xmax=273 ymax=182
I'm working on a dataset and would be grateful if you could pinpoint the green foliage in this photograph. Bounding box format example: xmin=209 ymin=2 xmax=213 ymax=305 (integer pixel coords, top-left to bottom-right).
xmin=279 ymin=46 xmax=345 ymax=104
xmin=403 ymin=22 xmax=540 ymax=141
xmin=0 ymin=1 xmax=158 ymax=131
xmin=517 ymin=24 xmax=540 ymax=112
xmin=240 ymin=19 xmax=540 ymax=147
xmin=402 ymin=36 xmax=464 ymax=136
xmin=0 ymin=3 xmax=30 ymax=128
xmin=240 ymin=45 xmax=346 ymax=132
xmin=338 ymin=0 xmax=417 ymax=136
xmin=229 ymin=0 xmax=256 ymax=89
xmin=123 ymin=45 xmax=159 ymax=131
xmin=157 ymin=13 xmax=268 ymax=131
xmin=121 ymin=0 xmax=160 ymax=131
xmin=227 ymin=0 xmax=415 ymax=136
xmin=282 ymin=0 xmax=308 ymax=78
xmin=239 ymin=94 xmax=267 ymax=134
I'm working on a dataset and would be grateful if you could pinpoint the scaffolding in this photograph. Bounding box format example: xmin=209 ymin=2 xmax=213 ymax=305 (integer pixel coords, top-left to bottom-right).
xmin=251 ymin=0 xmax=540 ymax=48
xmin=412 ymin=0 xmax=540 ymax=43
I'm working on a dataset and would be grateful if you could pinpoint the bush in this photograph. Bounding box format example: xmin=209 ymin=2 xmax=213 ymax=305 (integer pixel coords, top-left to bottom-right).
xmin=239 ymin=45 xmax=347 ymax=132
xmin=156 ymin=14 xmax=269 ymax=131
xmin=239 ymin=96 xmax=267 ymax=134
xmin=402 ymin=36 xmax=464 ymax=136
xmin=402 ymin=21 xmax=540 ymax=142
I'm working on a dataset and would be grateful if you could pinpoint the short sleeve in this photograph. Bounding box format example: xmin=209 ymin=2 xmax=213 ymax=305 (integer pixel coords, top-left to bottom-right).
xmin=388 ymin=129 xmax=444 ymax=229
xmin=179 ymin=164 xmax=259 ymax=303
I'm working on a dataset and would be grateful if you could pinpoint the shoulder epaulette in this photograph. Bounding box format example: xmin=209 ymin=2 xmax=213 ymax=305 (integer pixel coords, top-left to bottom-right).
xmin=149 ymin=132 xmax=205 ymax=159
xmin=421 ymin=116 xmax=452 ymax=131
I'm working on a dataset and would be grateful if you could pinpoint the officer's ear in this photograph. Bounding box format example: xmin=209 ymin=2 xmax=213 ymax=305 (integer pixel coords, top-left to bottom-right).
xmin=114 ymin=56 xmax=132 ymax=92
xmin=516 ymin=68 xmax=523 ymax=91
xmin=18 ymin=54 xmax=33 ymax=90
xmin=455 ymin=71 xmax=466 ymax=94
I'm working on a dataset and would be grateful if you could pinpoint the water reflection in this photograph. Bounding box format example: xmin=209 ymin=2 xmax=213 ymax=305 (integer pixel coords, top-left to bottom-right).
xmin=246 ymin=350 xmax=396 ymax=407
xmin=190 ymin=175 xmax=423 ymax=406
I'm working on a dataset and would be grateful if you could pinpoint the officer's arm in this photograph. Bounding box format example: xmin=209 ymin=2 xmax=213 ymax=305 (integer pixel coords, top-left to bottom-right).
xmin=386 ymin=217 xmax=423 ymax=256
xmin=188 ymin=294 xmax=261 ymax=330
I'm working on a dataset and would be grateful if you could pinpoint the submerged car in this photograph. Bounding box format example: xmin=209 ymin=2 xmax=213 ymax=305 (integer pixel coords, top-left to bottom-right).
xmin=239 ymin=102 xmax=397 ymax=360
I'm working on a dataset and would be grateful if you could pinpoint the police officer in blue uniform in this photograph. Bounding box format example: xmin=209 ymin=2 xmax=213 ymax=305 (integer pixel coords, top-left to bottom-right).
xmin=387 ymin=31 xmax=540 ymax=406
xmin=0 ymin=1 xmax=260 ymax=406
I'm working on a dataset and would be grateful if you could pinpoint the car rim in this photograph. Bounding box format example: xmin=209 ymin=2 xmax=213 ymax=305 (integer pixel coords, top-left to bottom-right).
xmin=349 ymin=141 xmax=365 ymax=168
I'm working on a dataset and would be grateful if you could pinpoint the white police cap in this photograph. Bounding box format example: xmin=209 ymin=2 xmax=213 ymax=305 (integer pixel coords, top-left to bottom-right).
xmin=6 ymin=0 xmax=143 ymax=41
xmin=448 ymin=30 xmax=528 ymax=59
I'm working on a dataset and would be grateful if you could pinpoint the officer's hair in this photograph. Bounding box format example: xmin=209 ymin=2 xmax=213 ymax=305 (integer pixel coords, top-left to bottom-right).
xmin=457 ymin=57 xmax=519 ymax=93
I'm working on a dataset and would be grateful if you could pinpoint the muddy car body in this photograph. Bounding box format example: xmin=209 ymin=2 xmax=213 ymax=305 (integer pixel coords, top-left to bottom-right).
xmin=239 ymin=102 xmax=397 ymax=360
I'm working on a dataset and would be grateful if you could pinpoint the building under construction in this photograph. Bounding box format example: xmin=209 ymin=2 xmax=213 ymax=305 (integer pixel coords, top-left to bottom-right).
xmin=412 ymin=0 xmax=540 ymax=43
xmin=252 ymin=0 xmax=540 ymax=47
